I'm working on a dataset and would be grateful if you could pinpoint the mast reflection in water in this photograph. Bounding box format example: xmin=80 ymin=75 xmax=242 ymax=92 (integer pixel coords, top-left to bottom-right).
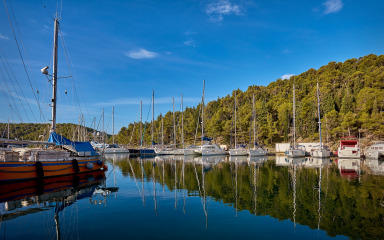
xmin=2 ymin=154 xmax=384 ymax=239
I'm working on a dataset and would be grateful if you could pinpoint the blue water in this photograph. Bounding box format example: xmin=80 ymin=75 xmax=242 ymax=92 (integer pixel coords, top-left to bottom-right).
xmin=1 ymin=154 xmax=383 ymax=239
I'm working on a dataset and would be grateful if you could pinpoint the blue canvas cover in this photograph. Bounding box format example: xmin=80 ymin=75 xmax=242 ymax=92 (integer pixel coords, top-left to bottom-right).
xmin=48 ymin=132 xmax=96 ymax=156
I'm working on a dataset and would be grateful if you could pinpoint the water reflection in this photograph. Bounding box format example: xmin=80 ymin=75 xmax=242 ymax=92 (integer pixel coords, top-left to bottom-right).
xmin=2 ymin=154 xmax=384 ymax=239
xmin=0 ymin=171 xmax=106 ymax=239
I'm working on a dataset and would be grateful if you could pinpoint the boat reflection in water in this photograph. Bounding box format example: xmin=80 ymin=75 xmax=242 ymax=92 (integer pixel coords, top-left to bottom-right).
xmin=3 ymin=154 xmax=384 ymax=240
xmin=336 ymin=158 xmax=361 ymax=180
xmin=0 ymin=171 xmax=107 ymax=239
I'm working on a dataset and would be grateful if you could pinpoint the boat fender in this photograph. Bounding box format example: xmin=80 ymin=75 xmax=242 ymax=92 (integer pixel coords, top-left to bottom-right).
xmin=35 ymin=161 xmax=44 ymax=178
xmin=72 ymin=159 xmax=80 ymax=173
xmin=97 ymin=160 xmax=103 ymax=166
xmin=86 ymin=162 xmax=94 ymax=170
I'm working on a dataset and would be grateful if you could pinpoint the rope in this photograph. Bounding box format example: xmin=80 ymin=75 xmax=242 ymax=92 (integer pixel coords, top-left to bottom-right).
xmin=3 ymin=0 xmax=46 ymax=122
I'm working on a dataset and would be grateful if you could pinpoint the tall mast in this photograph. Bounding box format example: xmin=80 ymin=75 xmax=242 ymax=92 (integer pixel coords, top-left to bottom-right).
xmin=7 ymin=118 xmax=9 ymax=139
xmin=93 ymin=117 xmax=96 ymax=141
xmin=293 ymin=84 xmax=296 ymax=148
xmin=50 ymin=17 xmax=59 ymax=133
xmin=112 ymin=106 xmax=115 ymax=144
xmin=102 ymin=108 xmax=105 ymax=150
xmin=152 ymin=90 xmax=154 ymax=145
xmin=173 ymin=97 xmax=176 ymax=145
xmin=181 ymin=93 xmax=184 ymax=149
xmin=234 ymin=91 xmax=237 ymax=148
xmin=253 ymin=93 xmax=255 ymax=149
xmin=317 ymin=82 xmax=323 ymax=149
xmin=161 ymin=116 xmax=164 ymax=145
xmin=140 ymin=101 xmax=142 ymax=147
xmin=201 ymin=80 xmax=205 ymax=145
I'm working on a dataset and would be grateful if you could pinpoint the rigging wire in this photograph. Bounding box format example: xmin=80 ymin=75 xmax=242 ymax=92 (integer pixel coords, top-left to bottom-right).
xmin=0 ymin=53 xmax=30 ymax=122
xmin=0 ymin=67 xmax=23 ymax=122
xmin=0 ymin=48 xmax=37 ymax=122
xmin=3 ymin=0 xmax=46 ymax=122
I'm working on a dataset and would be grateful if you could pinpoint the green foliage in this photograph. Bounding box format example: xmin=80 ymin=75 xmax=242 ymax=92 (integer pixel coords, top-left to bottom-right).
xmin=3 ymin=54 xmax=384 ymax=148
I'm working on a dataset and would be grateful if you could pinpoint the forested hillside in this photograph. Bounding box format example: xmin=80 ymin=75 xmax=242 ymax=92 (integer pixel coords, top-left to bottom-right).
xmin=117 ymin=54 xmax=384 ymax=149
xmin=2 ymin=54 xmax=383 ymax=149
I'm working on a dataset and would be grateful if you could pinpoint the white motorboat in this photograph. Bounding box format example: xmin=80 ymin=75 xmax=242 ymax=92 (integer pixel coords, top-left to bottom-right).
xmin=103 ymin=144 xmax=130 ymax=154
xmin=194 ymin=143 xmax=226 ymax=156
xmin=337 ymin=137 xmax=361 ymax=158
xmin=364 ymin=141 xmax=384 ymax=159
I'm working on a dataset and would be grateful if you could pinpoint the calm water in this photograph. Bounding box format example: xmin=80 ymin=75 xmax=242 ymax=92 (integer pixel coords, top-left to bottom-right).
xmin=1 ymin=154 xmax=384 ymax=240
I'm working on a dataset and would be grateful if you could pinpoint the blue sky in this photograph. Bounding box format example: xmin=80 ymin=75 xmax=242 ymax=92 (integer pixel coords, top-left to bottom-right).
xmin=0 ymin=0 xmax=383 ymax=135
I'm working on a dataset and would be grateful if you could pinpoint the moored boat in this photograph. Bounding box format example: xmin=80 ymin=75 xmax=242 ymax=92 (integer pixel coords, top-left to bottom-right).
xmin=0 ymin=17 xmax=106 ymax=182
xmin=364 ymin=141 xmax=384 ymax=159
xmin=337 ymin=136 xmax=361 ymax=158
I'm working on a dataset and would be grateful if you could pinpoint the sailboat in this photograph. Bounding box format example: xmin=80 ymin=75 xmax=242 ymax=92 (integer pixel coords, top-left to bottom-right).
xmin=0 ymin=16 xmax=106 ymax=182
xmin=194 ymin=80 xmax=225 ymax=156
xmin=229 ymin=91 xmax=248 ymax=156
xmin=155 ymin=97 xmax=176 ymax=155
xmin=140 ymin=90 xmax=156 ymax=156
xmin=311 ymin=83 xmax=331 ymax=158
xmin=104 ymin=106 xmax=130 ymax=154
xmin=174 ymin=94 xmax=186 ymax=155
xmin=248 ymin=93 xmax=267 ymax=156
xmin=286 ymin=83 xmax=306 ymax=158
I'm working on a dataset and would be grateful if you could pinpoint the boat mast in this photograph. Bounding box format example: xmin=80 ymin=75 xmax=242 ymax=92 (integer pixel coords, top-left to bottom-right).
xmin=7 ymin=118 xmax=9 ymax=139
xmin=201 ymin=80 xmax=205 ymax=145
xmin=317 ymin=82 xmax=323 ymax=150
xmin=181 ymin=93 xmax=184 ymax=149
xmin=50 ymin=17 xmax=59 ymax=133
xmin=102 ymin=108 xmax=105 ymax=151
xmin=161 ymin=116 xmax=164 ymax=145
xmin=173 ymin=97 xmax=176 ymax=145
xmin=152 ymin=90 xmax=154 ymax=145
xmin=253 ymin=93 xmax=255 ymax=149
xmin=234 ymin=91 xmax=237 ymax=148
xmin=140 ymin=101 xmax=142 ymax=147
xmin=112 ymin=106 xmax=114 ymax=144
xmin=293 ymin=83 xmax=296 ymax=148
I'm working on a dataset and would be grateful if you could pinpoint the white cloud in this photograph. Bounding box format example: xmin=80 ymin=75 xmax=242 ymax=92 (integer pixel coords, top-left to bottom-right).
xmin=323 ymin=0 xmax=343 ymax=14
xmin=0 ymin=33 xmax=9 ymax=40
xmin=282 ymin=49 xmax=292 ymax=54
xmin=124 ymin=48 xmax=158 ymax=59
xmin=281 ymin=74 xmax=294 ymax=80
xmin=184 ymin=40 xmax=196 ymax=47
xmin=205 ymin=0 xmax=241 ymax=22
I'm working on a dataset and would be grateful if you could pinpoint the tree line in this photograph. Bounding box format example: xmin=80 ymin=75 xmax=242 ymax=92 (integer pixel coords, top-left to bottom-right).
xmin=117 ymin=54 xmax=384 ymax=149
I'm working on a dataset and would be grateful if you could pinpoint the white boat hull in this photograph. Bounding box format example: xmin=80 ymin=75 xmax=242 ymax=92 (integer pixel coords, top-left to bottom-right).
xmin=229 ymin=149 xmax=248 ymax=156
xmin=155 ymin=149 xmax=174 ymax=155
xmin=103 ymin=148 xmax=130 ymax=154
xmin=173 ymin=149 xmax=184 ymax=155
xmin=287 ymin=149 xmax=306 ymax=158
xmin=338 ymin=147 xmax=360 ymax=158
xmin=311 ymin=149 xmax=331 ymax=158
xmin=248 ymin=148 xmax=267 ymax=156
